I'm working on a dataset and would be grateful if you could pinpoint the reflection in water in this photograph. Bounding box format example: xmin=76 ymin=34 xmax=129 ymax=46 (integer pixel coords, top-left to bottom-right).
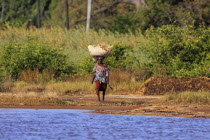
xmin=0 ymin=109 xmax=209 ymax=140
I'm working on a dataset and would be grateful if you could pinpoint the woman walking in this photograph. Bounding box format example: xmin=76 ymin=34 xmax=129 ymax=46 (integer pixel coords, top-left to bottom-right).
xmin=91 ymin=56 xmax=109 ymax=102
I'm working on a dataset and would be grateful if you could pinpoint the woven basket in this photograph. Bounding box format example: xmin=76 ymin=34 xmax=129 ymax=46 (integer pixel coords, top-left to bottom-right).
xmin=88 ymin=43 xmax=113 ymax=61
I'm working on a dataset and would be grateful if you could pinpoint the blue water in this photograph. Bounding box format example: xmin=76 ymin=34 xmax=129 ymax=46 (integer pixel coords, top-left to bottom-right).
xmin=0 ymin=109 xmax=209 ymax=140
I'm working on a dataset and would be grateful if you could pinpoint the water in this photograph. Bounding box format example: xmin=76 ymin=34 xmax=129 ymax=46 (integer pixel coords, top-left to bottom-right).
xmin=0 ymin=109 xmax=209 ymax=140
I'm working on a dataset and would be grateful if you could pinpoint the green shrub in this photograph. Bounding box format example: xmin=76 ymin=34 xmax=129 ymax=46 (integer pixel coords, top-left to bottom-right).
xmin=0 ymin=40 xmax=74 ymax=80
xmin=104 ymin=44 xmax=133 ymax=70
xmin=140 ymin=25 xmax=210 ymax=77
xmin=75 ymin=56 xmax=94 ymax=75
xmin=108 ymin=13 xmax=141 ymax=34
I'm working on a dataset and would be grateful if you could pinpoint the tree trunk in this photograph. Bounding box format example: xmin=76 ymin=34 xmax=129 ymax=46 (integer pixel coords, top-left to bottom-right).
xmin=86 ymin=0 xmax=92 ymax=32
xmin=65 ymin=0 xmax=70 ymax=30
xmin=37 ymin=0 xmax=41 ymax=28
xmin=1 ymin=0 xmax=4 ymax=21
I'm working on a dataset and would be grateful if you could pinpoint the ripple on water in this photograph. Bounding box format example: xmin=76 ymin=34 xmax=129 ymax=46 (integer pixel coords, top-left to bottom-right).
xmin=0 ymin=109 xmax=209 ymax=140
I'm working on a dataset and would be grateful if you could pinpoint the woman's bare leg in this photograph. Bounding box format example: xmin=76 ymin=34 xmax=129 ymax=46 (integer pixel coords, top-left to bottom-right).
xmin=96 ymin=89 xmax=100 ymax=101
xmin=102 ymin=90 xmax=106 ymax=101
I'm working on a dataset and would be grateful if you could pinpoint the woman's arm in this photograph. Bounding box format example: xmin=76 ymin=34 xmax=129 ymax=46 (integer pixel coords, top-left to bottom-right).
xmin=92 ymin=64 xmax=97 ymax=84
xmin=107 ymin=74 xmax=109 ymax=84
xmin=105 ymin=66 xmax=109 ymax=84
xmin=91 ymin=72 xmax=95 ymax=84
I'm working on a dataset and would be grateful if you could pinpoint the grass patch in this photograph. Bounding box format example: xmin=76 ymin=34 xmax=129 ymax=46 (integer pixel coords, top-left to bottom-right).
xmin=45 ymin=71 xmax=143 ymax=95
xmin=109 ymin=70 xmax=143 ymax=94
xmin=0 ymin=92 xmax=75 ymax=106
xmin=162 ymin=91 xmax=210 ymax=105
xmin=45 ymin=81 xmax=94 ymax=95
xmin=12 ymin=81 xmax=45 ymax=93
xmin=0 ymin=71 xmax=143 ymax=96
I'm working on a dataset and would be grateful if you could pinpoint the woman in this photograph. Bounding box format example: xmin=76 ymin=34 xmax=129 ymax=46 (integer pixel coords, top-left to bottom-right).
xmin=91 ymin=56 xmax=109 ymax=102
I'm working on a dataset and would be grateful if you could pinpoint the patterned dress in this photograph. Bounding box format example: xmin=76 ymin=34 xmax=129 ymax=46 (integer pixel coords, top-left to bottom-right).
xmin=93 ymin=64 xmax=109 ymax=84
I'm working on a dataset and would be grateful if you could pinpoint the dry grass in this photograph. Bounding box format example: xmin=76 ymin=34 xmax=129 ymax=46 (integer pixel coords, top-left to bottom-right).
xmin=44 ymin=70 xmax=142 ymax=95
xmin=109 ymin=70 xmax=143 ymax=94
xmin=18 ymin=69 xmax=56 ymax=83
xmin=0 ymin=70 xmax=142 ymax=94
xmin=12 ymin=81 xmax=45 ymax=93
xmin=162 ymin=91 xmax=210 ymax=105
xmin=0 ymin=79 xmax=14 ymax=92
xmin=45 ymin=81 xmax=94 ymax=95
xmin=0 ymin=92 xmax=74 ymax=106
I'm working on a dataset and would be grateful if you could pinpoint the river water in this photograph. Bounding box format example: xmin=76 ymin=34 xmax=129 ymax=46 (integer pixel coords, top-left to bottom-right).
xmin=0 ymin=109 xmax=209 ymax=140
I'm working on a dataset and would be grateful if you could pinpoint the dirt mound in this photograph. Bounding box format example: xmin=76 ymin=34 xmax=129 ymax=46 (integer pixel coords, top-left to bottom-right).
xmin=139 ymin=77 xmax=210 ymax=95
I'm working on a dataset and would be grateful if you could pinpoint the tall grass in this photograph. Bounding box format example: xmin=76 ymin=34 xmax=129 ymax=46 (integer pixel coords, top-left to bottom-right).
xmin=0 ymin=26 xmax=142 ymax=48
xmin=0 ymin=26 xmax=145 ymax=65
xmin=162 ymin=91 xmax=210 ymax=105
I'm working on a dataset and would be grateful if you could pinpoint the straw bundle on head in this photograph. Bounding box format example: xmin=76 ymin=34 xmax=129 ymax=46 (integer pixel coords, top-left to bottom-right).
xmin=97 ymin=43 xmax=113 ymax=51
xmin=88 ymin=43 xmax=113 ymax=61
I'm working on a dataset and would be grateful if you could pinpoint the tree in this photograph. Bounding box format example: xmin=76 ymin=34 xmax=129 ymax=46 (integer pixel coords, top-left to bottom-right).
xmin=65 ymin=0 xmax=69 ymax=30
xmin=86 ymin=0 xmax=92 ymax=32
xmin=37 ymin=0 xmax=41 ymax=28
xmin=1 ymin=0 xmax=4 ymax=21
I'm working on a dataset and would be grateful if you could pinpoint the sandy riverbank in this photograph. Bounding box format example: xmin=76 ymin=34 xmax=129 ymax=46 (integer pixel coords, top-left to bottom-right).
xmin=0 ymin=94 xmax=210 ymax=118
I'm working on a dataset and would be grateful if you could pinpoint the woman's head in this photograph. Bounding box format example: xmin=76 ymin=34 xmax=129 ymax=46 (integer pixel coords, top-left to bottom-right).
xmin=97 ymin=56 xmax=104 ymax=64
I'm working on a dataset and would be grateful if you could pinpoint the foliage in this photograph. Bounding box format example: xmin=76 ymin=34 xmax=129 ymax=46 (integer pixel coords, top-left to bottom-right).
xmin=0 ymin=0 xmax=36 ymax=27
xmin=173 ymin=0 xmax=210 ymax=27
xmin=139 ymin=3 xmax=175 ymax=32
xmin=104 ymin=44 xmax=133 ymax=70
xmin=0 ymin=39 xmax=73 ymax=80
xmin=0 ymin=0 xmax=59 ymax=28
xmin=74 ymin=56 xmax=94 ymax=76
xmin=140 ymin=25 xmax=210 ymax=77
xmin=0 ymin=0 xmax=209 ymax=32
xmin=108 ymin=13 xmax=141 ymax=34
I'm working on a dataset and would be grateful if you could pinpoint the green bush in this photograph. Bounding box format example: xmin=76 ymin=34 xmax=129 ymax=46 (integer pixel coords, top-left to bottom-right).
xmin=0 ymin=40 xmax=74 ymax=80
xmin=140 ymin=25 xmax=210 ymax=77
xmin=75 ymin=56 xmax=94 ymax=75
xmin=104 ymin=44 xmax=133 ymax=70
xmin=108 ymin=13 xmax=141 ymax=34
